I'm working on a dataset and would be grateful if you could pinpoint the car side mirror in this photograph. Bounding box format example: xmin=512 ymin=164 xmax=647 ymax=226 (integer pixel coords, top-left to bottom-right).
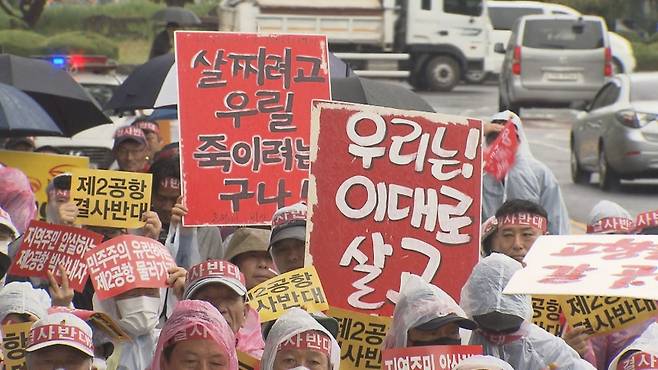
xmin=494 ymin=43 xmax=506 ymax=54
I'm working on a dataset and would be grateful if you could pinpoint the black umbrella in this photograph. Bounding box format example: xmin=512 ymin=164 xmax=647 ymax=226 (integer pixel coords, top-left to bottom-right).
xmin=331 ymin=76 xmax=435 ymax=112
xmin=106 ymin=53 xmax=174 ymax=112
xmin=0 ymin=82 xmax=63 ymax=137
xmin=0 ymin=54 xmax=111 ymax=137
xmin=152 ymin=7 xmax=201 ymax=26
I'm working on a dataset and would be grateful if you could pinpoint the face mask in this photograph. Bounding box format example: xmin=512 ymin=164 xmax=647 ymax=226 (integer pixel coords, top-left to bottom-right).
xmin=92 ymin=357 xmax=107 ymax=370
xmin=116 ymin=296 xmax=161 ymax=337
xmin=409 ymin=337 xmax=461 ymax=347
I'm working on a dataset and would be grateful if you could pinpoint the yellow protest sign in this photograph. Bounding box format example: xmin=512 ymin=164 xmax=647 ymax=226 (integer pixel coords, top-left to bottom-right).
xmin=327 ymin=306 xmax=391 ymax=370
xmin=2 ymin=321 xmax=32 ymax=369
xmin=531 ymin=295 xmax=563 ymax=336
xmin=247 ymin=266 xmax=329 ymax=322
xmin=70 ymin=168 xmax=152 ymax=228
xmin=560 ymin=296 xmax=658 ymax=335
xmin=0 ymin=150 xmax=89 ymax=220
xmin=237 ymin=351 xmax=260 ymax=370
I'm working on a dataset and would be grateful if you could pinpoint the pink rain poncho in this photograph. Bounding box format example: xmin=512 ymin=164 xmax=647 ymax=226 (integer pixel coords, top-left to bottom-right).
xmin=150 ymin=300 xmax=238 ymax=370
xmin=0 ymin=165 xmax=36 ymax=234
xmin=261 ymin=307 xmax=340 ymax=370
xmin=384 ymin=274 xmax=472 ymax=349
xmin=239 ymin=306 xmax=265 ymax=358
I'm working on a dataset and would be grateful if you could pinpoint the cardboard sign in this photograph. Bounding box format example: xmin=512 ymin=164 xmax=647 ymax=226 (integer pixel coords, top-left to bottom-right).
xmin=9 ymin=220 xmax=102 ymax=292
xmin=247 ymin=266 xmax=328 ymax=322
xmin=1 ymin=322 xmax=32 ymax=370
xmin=381 ymin=345 xmax=483 ymax=370
xmin=0 ymin=150 xmax=89 ymax=220
xmin=175 ymin=31 xmax=331 ymax=226
xmin=84 ymin=234 xmax=176 ymax=300
xmin=70 ymin=168 xmax=152 ymax=228
xmin=483 ymin=121 xmax=518 ymax=181
xmin=47 ymin=307 xmax=130 ymax=342
xmin=308 ymin=101 xmax=482 ymax=315
xmin=560 ymin=296 xmax=658 ymax=335
xmin=327 ymin=306 xmax=391 ymax=370
xmin=237 ymin=351 xmax=260 ymax=370
xmin=504 ymin=235 xmax=658 ymax=300
xmin=531 ymin=296 xmax=563 ymax=336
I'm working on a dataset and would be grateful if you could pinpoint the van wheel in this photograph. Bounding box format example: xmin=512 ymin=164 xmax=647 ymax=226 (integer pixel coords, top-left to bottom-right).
xmin=598 ymin=145 xmax=620 ymax=191
xmin=425 ymin=56 xmax=460 ymax=92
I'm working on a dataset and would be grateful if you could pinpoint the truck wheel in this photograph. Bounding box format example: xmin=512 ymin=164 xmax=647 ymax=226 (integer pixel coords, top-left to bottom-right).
xmin=425 ymin=56 xmax=460 ymax=92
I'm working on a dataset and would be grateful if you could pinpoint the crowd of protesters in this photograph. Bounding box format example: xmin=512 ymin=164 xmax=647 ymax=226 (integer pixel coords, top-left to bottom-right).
xmin=0 ymin=109 xmax=656 ymax=370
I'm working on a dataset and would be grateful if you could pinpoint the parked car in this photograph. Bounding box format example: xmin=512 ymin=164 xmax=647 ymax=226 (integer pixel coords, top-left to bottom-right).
xmin=485 ymin=1 xmax=635 ymax=77
xmin=571 ymin=73 xmax=658 ymax=190
xmin=498 ymin=14 xmax=611 ymax=114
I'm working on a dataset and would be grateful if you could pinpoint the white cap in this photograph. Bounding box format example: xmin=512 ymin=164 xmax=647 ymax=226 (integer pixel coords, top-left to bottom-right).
xmin=452 ymin=355 xmax=514 ymax=370
xmin=26 ymin=312 xmax=95 ymax=357
xmin=183 ymin=260 xmax=248 ymax=299
xmin=0 ymin=207 xmax=18 ymax=239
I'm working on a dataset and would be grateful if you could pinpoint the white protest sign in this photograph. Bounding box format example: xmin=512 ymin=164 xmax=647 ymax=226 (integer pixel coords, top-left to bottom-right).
xmin=504 ymin=235 xmax=658 ymax=300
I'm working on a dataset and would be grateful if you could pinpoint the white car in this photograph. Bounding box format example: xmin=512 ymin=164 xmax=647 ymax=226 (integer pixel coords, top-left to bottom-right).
xmin=486 ymin=1 xmax=636 ymax=76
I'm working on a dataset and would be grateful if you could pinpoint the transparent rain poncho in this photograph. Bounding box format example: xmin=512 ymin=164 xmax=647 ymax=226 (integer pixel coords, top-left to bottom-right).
xmin=0 ymin=281 xmax=51 ymax=322
xmin=461 ymin=254 xmax=595 ymax=370
xmin=482 ymin=111 xmax=570 ymax=235
xmin=261 ymin=308 xmax=340 ymax=370
xmin=607 ymin=322 xmax=658 ymax=370
xmin=384 ymin=274 xmax=470 ymax=349
xmin=150 ymin=300 xmax=237 ymax=370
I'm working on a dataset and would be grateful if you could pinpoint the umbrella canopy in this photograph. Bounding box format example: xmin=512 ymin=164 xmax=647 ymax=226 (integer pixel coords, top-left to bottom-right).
xmin=152 ymin=7 xmax=201 ymax=26
xmin=0 ymin=54 xmax=111 ymax=137
xmin=153 ymin=52 xmax=353 ymax=108
xmin=106 ymin=53 xmax=174 ymax=112
xmin=331 ymin=76 xmax=435 ymax=112
xmin=0 ymin=82 xmax=62 ymax=137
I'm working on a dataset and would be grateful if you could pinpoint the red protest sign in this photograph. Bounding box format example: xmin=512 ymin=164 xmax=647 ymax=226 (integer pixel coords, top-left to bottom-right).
xmin=175 ymin=31 xmax=330 ymax=226
xmin=381 ymin=345 xmax=483 ymax=370
xmin=84 ymin=235 xmax=176 ymax=300
xmin=483 ymin=121 xmax=518 ymax=181
xmin=9 ymin=220 xmax=102 ymax=292
xmin=308 ymin=101 xmax=482 ymax=316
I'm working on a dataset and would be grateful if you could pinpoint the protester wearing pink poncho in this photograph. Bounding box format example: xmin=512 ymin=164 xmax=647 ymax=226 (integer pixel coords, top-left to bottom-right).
xmin=0 ymin=165 xmax=36 ymax=234
xmin=150 ymin=300 xmax=238 ymax=370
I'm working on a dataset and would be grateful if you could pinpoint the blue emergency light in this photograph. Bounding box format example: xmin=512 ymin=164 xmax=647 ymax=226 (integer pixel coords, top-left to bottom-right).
xmin=51 ymin=56 xmax=67 ymax=68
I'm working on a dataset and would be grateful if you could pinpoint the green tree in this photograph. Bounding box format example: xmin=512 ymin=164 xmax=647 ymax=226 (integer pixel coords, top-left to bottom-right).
xmin=0 ymin=0 xmax=47 ymax=28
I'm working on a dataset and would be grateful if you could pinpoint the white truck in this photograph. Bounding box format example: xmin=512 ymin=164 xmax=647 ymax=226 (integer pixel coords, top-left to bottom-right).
xmin=219 ymin=0 xmax=491 ymax=91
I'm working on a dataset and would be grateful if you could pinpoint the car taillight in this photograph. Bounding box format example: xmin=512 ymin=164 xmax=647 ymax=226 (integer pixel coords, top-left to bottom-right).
xmin=512 ymin=46 xmax=521 ymax=75
xmin=604 ymin=47 xmax=613 ymax=76
xmin=615 ymin=110 xmax=657 ymax=128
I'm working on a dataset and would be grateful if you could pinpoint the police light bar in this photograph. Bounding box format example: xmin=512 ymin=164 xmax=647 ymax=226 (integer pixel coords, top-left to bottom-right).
xmin=33 ymin=55 xmax=115 ymax=71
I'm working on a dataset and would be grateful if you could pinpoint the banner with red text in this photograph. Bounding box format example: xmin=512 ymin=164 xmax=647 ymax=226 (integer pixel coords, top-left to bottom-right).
xmin=84 ymin=234 xmax=176 ymax=300
xmin=483 ymin=121 xmax=518 ymax=180
xmin=504 ymin=235 xmax=658 ymax=300
xmin=175 ymin=31 xmax=330 ymax=226
xmin=381 ymin=345 xmax=483 ymax=370
xmin=9 ymin=220 xmax=102 ymax=292
xmin=308 ymin=101 xmax=482 ymax=315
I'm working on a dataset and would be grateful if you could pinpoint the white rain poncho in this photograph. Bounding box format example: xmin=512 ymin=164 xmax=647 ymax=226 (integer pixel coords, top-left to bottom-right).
xmin=452 ymin=355 xmax=513 ymax=370
xmin=588 ymin=200 xmax=632 ymax=227
xmin=608 ymin=322 xmax=658 ymax=370
xmin=384 ymin=274 xmax=471 ymax=348
xmin=0 ymin=281 xmax=51 ymax=321
xmin=461 ymin=254 xmax=595 ymax=370
xmin=483 ymin=111 xmax=570 ymax=235
xmin=93 ymin=293 xmax=163 ymax=370
xmin=261 ymin=308 xmax=340 ymax=370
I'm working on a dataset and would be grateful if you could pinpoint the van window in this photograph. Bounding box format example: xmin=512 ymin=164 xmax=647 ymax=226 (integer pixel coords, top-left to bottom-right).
xmin=444 ymin=0 xmax=482 ymax=17
xmin=421 ymin=0 xmax=431 ymax=10
xmin=522 ymin=19 xmax=604 ymax=49
xmin=488 ymin=7 xmax=542 ymax=30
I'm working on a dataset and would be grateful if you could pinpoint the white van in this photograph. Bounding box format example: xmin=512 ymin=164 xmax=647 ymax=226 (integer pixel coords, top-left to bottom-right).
xmin=486 ymin=0 xmax=635 ymax=76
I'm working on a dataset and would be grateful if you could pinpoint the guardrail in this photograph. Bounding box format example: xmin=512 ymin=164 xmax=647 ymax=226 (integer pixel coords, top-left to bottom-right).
xmin=334 ymin=52 xmax=410 ymax=79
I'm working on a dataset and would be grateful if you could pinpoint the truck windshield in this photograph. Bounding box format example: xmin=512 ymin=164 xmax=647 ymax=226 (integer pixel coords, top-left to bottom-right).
xmin=444 ymin=0 xmax=483 ymax=17
xmin=522 ymin=19 xmax=604 ymax=49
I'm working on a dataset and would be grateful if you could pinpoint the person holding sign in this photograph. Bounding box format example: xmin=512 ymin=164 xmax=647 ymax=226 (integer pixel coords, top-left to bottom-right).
xmin=150 ymin=300 xmax=238 ymax=370
xmin=183 ymin=260 xmax=265 ymax=358
xmin=461 ymin=253 xmax=594 ymax=370
xmin=261 ymin=307 xmax=340 ymax=370
xmin=132 ymin=118 xmax=164 ymax=162
xmin=25 ymin=312 xmax=95 ymax=370
xmin=384 ymin=274 xmax=477 ymax=348
xmin=482 ymin=111 xmax=570 ymax=236
xmin=269 ymin=203 xmax=307 ymax=274
xmin=112 ymin=126 xmax=150 ymax=173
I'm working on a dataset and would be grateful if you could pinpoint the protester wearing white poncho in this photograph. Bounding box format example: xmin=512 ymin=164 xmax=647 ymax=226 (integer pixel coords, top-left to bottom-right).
xmin=461 ymin=253 xmax=595 ymax=370
xmin=0 ymin=281 xmax=51 ymax=322
xmin=384 ymin=274 xmax=476 ymax=349
xmin=261 ymin=308 xmax=340 ymax=370
xmin=607 ymin=322 xmax=658 ymax=370
xmin=452 ymin=355 xmax=513 ymax=370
